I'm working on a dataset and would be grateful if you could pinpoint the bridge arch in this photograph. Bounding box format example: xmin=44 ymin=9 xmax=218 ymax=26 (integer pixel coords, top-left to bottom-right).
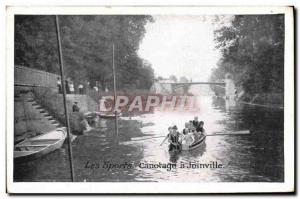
xmin=151 ymin=74 xmax=237 ymax=105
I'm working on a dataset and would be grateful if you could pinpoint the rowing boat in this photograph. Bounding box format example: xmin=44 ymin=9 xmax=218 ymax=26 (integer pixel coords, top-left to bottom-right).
xmin=181 ymin=134 xmax=206 ymax=151
xmin=84 ymin=111 xmax=121 ymax=119
xmin=95 ymin=111 xmax=121 ymax=118
xmin=14 ymin=128 xmax=67 ymax=162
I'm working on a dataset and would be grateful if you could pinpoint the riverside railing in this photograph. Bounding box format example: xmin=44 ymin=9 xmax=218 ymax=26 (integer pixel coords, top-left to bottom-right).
xmin=14 ymin=65 xmax=60 ymax=88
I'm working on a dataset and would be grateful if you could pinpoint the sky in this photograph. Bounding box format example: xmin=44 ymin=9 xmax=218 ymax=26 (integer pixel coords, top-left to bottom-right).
xmin=138 ymin=15 xmax=232 ymax=82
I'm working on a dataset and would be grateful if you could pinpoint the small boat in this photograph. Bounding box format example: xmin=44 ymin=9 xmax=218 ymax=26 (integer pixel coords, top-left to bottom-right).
xmin=14 ymin=128 xmax=67 ymax=162
xmin=84 ymin=111 xmax=121 ymax=119
xmin=95 ymin=111 xmax=121 ymax=118
xmin=181 ymin=134 xmax=206 ymax=151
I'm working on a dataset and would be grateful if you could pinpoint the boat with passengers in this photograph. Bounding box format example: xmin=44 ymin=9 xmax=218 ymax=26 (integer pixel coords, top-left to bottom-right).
xmin=163 ymin=117 xmax=206 ymax=152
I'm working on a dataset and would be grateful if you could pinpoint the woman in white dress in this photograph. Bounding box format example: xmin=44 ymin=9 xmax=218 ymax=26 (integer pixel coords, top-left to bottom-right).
xmin=69 ymin=81 xmax=75 ymax=94
xmin=182 ymin=125 xmax=196 ymax=147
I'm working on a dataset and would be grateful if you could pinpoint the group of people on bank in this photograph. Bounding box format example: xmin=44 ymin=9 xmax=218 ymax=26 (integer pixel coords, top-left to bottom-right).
xmin=57 ymin=77 xmax=84 ymax=94
xmin=165 ymin=116 xmax=205 ymax=151
xmin=57 ymin=77 xmax=110 ymax=95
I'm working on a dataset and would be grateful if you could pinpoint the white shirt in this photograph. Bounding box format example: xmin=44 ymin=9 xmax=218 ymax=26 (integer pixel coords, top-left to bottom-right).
xmin=70 ymin=83 xmax=74 ymax=92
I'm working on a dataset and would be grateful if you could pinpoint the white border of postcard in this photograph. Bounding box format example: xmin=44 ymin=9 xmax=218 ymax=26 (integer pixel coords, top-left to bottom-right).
xmin=6 ymin=6 xmax=294 ymax=193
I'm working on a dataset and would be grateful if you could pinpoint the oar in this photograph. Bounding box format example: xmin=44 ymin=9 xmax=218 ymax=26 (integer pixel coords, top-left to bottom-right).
xmin=131 ymin=135 xmax=166 ymax=141
xmin=125 ymin=130 xmax=250 ymax=144
xmin=160 ymin=135 xmax=169 ymax=146
xmin=206 ymin=130 xmax=250 ymax=136
xmin=120 ymin=135 xmax=167 ymax=145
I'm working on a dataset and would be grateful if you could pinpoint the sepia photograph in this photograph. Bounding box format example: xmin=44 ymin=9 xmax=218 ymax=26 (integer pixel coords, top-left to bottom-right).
xmin=6 ymin=6 xmax=294 ymax=194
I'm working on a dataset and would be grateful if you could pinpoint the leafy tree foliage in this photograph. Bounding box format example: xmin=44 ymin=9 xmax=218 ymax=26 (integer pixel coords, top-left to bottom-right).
xmin=15 ymin=15 xmax=154 ymax=91
xmin=211 ymin=15 xmax=284 ymax=95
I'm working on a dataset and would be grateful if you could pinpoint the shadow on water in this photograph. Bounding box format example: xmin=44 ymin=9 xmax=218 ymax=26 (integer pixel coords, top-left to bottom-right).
xmin=169 ymin=143 xmax=207 ymax=163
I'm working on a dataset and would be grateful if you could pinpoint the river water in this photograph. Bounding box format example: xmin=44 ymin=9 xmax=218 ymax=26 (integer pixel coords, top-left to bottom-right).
xmin=14 ymin=95 xmax=284 ymax=182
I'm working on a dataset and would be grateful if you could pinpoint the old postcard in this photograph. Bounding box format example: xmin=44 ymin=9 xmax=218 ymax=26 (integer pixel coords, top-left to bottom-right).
xmin=6 ymin=6 xmax=294 ymax=194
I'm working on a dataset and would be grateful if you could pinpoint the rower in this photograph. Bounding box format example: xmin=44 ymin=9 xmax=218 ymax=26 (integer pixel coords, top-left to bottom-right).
xmin=193 ymin=116 xmax=203 ymax=133
xmin=168 ymin=125 xmax=181 ymax=151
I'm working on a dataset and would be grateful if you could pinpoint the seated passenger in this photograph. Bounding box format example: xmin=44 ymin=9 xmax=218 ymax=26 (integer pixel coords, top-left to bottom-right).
xmin=190 ymin=126 xmax=200 ymax=140
xmin=192 ymin=116 xmax=200 ymax=128
xmin=197 ymin=121 xmax=205 ymax=134
xmin=182 ymin=130 xmax=195 ymax=146
xmin=189 ymin=121 xmax=194 ymax=130
xmin=182 ymin=122 xmax=190 ymax=135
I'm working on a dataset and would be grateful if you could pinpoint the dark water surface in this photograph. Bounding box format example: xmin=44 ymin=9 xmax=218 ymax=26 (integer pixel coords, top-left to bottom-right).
xmin=14 ymin=96 xmax=284 ymax=182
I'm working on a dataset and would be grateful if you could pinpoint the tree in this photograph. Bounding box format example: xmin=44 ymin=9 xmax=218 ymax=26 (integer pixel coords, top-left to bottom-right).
xmin=15 ymin=15 xmax=155 ymax=91
xmin=157 ymin=76 xmax=163 ymax=81
xmin=212 ymin=15 xmax=284 ymax=96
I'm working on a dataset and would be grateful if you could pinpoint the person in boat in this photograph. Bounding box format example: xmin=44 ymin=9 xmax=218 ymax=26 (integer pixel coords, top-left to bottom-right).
xmin=72 ymin=102 xmax=80 ymax=112
xmin=189 ymin=120 xmax=194 ymax=130
xmin=168 ymin=125 xmax=181 ymax=151
xmin=197 ymin=121 xmax=205 ymax=134
xmin=191 ymin=125 xmax=202 ymax=140
xmin=182 ymin=122 xmax=190 ymax=135
xmin=182 ymin=126 xmax=195 ymax=146
xmin=192 ymin=116 xmax=200 ymax=128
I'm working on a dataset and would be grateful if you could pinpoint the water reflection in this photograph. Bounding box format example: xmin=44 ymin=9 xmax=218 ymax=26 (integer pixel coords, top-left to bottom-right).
xmin=14 ymin=96 xmax=284 ymax=182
